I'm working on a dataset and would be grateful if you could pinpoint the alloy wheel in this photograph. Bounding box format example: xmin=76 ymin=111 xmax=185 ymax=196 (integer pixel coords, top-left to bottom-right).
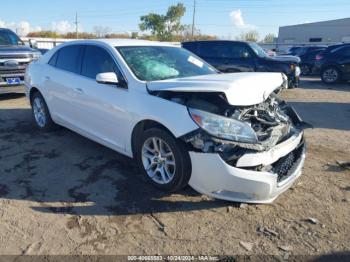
xmin=33 ymin=97 xmax=47 ymax=127
xmin=323 ymin=68 xmax=338 ymax=83
xmin=141 ymin=137 xmax=176 ymax=185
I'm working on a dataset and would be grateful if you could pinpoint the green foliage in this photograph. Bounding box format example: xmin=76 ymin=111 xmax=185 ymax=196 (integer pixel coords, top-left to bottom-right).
xmin=27 ymin=31 xmax=96 ymax=39
xmin=236 ymin=30 xmax=260 ymax=42
xmin=263 ymin=33 xmax=276 ymax=43
xmin=139 ymin=3 xmax=186 ymax=41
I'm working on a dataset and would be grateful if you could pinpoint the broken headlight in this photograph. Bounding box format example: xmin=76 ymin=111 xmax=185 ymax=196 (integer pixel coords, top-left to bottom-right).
xmin=189 ymin=108 xmax=258 ymax=144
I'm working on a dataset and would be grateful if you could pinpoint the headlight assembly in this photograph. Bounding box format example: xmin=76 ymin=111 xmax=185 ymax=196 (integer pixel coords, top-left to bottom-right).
xmin=188 ymin=108 xmax=258 ymax=144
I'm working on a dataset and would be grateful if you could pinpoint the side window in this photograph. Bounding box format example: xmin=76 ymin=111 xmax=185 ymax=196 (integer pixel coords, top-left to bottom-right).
xmin=81 ymin=45 xmax=122 ymax=80
xmin=199 ymin=42 xmax=251 ymax=59
xmin=198 ymin=42 xmax=223 ymax=58
xmin=183 ymin=42 xmax=199 ymax=55
xmin=230 ymin=44 xmax=252 ymax=59
xmin=48 ymin=51 xmax=59 ymax=66
xmin=56 ymin=45 xmax=83 ymax=74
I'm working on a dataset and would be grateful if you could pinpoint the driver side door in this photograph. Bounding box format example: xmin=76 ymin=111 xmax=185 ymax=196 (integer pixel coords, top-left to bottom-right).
xmin=72 ymin=45 xmax=131 ymax=152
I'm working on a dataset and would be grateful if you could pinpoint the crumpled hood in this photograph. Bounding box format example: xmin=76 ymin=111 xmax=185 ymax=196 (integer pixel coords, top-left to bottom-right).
xmin=147 ymin=72 xmax=286 ymax=106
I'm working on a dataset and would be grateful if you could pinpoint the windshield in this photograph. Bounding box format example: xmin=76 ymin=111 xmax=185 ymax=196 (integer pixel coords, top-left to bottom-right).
xmin=248 ymin=42 xmax=267 ymax=58
xmin=0 ymin=30 xmax=23 ymax=46
xmin=117 ymin=46 xmax=217 ymax=81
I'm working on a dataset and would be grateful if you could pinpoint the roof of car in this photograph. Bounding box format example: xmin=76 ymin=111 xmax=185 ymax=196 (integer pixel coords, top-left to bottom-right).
xmin=65 ymin=38 xmax=177 ymax=47
xmin=182 ymin=40 xmax=251 ymax=44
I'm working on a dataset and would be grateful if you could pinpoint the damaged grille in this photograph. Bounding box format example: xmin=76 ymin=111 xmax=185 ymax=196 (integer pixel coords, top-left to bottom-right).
xmin=272 ymin=140 xmax=305 ymax=182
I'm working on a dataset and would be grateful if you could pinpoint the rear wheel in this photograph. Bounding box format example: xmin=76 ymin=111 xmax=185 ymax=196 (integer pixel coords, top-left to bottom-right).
xmin=31 ymin=92 xmax=57 ymax=131
xmin=321 ymin=67 xmax=341 ymax=84
xmin=136 ymin=128 xmax=191 ymax=192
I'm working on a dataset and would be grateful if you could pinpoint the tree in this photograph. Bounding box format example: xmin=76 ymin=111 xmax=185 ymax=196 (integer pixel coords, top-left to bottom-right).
xmin=236 ymin=30 xmax=260 ymax=42
xmin=263 ymin=33 xmax=276 ymax=43
xmin=93 ymin=26 xmax=111 ymax=38
xmin=139 ymin=3 xmax=186 ymax=41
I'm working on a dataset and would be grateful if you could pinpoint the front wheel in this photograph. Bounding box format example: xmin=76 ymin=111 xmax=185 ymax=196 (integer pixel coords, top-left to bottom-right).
xmin=136 ymin=128 xmax=192 ymax=192
xmin=321 ymin=67 xmax=341 ymax=84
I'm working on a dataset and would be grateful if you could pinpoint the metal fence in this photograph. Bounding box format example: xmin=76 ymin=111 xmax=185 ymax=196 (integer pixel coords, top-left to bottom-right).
xmin=21 ymin=37 xmax=72 ymax=49
xmin=20 ymin=37 xmax=344 ymax=54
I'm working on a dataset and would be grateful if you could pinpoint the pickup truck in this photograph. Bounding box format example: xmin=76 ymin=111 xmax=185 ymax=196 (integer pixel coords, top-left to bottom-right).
xmin=0 ymin=28 xmax=41 ymax=94
xmin=182 ymin=40 xmax=301 ymax=88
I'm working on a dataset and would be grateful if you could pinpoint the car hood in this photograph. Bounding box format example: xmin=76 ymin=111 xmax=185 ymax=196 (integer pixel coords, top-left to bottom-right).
xmin=270 ymin=55 xmax=301 ymax=63
xmin=147 ymin=72 xmax=286 ymax=106
xmin=0 ymin=45 xmax=37 ymax=53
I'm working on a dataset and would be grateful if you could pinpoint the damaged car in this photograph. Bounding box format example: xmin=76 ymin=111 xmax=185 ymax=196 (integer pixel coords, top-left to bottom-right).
xmin=24 ymin=39 xmax=306 ymax=203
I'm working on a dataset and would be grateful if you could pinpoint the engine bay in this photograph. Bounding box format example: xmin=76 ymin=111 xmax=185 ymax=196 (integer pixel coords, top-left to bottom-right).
xmin=151 ymin=89 xmax=305 ymax=166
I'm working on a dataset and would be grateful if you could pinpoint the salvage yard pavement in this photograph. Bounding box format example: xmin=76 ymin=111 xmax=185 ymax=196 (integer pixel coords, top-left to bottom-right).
xmin=0 ymin=77 xmax=349 ymax=257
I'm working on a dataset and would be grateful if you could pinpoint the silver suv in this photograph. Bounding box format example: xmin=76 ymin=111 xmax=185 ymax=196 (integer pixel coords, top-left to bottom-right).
xmin=0 ymin=28 xmax=41 ymax=94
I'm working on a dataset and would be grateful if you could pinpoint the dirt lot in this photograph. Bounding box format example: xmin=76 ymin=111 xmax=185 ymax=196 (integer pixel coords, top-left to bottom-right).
xmin=0 ymin=77 xmax=349 ymax=257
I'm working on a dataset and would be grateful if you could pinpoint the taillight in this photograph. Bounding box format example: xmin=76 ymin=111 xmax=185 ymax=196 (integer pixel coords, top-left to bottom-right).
xmin=316 ymin=54 xmax=323 ymax=60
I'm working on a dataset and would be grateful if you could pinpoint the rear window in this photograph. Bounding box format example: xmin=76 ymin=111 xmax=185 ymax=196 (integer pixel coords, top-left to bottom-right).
xmin=48 ymin=51 xmax=59 ymax=66
xmin=56 ymin=45 xmax=83 ymax=74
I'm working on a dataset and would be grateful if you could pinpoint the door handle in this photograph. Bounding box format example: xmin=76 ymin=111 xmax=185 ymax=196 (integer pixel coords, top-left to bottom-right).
xmin=74 ymin=88 xmax=84 ymax=94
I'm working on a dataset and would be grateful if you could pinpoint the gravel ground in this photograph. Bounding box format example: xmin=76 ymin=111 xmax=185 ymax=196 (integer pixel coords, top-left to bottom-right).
xmin=0 ymin=77 xmax=349 ymax=258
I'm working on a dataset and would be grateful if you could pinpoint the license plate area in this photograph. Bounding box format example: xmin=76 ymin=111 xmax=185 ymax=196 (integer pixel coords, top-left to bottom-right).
xmin=6 ymin=77 xmax=21 ymax=85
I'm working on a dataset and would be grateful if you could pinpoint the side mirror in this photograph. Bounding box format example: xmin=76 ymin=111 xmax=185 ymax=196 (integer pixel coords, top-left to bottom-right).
xmin=241 ymin=51 xmax=250 ymax=59
xmin=96 ymin=72 xmax=119 ymax=85
xmin=29 ymin=39 xmax=38 ymax=49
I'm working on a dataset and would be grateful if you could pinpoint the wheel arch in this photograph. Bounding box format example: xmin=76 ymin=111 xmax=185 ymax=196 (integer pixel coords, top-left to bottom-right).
xmin=321 ymin=63 xmax=342 ymax=73
xmin=130 ymin=119 xmax=178 ymax=158
xmin=29 ymin=87 xmax=40 ymax=105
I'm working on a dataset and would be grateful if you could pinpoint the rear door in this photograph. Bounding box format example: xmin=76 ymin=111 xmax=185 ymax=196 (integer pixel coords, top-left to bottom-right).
xmin=220 ymin=42 xmax=256 ymax=72
xmin=44 ymin=45 xmax=84 ymax=125
xmin=197 ymin=41 xmax=255 ymax=73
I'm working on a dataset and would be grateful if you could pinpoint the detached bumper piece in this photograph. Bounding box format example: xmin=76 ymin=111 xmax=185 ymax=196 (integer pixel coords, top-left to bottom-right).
xmin=188 ymin=132 xmax=306 ymax=203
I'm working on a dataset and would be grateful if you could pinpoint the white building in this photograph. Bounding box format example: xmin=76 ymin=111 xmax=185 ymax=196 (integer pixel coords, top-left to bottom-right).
xmin=277 ymin=17 xmax=350 ymax=47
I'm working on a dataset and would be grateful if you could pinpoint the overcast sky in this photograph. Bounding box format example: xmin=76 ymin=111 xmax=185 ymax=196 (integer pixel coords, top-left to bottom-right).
xmin=1 ymin=0 xmax=350 ymax=39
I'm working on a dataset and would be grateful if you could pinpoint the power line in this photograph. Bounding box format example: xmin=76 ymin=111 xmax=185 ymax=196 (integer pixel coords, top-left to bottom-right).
xmin=191 ymin=0 xmax=196 ymax=38
xmin=74 ymin=12 xmax=79 ymax=39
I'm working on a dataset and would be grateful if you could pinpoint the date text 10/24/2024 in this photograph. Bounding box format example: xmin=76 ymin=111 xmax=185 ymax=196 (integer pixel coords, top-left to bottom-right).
xmin=128 ymin=255 xmax=219 ymax=261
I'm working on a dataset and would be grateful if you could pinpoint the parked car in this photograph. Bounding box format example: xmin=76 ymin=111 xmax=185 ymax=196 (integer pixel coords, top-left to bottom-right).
xmin=25 ymin=39 xmax=306 ymax=203
xmin=314 ymin=43 xmax=350 ymax=84
xmin=0 ymin=28 xmax=41 ymax=94
xmin=263 ymin=48 xmax=276 ymax=57
xmin=286 ymin=45 xmax=327 ymax=56
xmin=299 ymin=48 xmax=326 ymax=75
xmin=182 ymin=40 xmax=301 ymax=88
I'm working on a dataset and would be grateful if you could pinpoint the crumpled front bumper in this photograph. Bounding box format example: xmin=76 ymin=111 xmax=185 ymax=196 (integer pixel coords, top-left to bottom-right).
xmin=188 ymin=132 xmax=306 ymax=203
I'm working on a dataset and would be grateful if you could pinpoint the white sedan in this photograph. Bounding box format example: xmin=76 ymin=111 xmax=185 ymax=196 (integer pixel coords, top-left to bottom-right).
xmin=24 ymin=39 xmax=306 ymax=203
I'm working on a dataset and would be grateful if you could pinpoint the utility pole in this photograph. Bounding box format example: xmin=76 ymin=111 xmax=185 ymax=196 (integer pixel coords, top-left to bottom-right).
xmin=191 ymin=0 xmax=196 ymax=39
xmin=74 ymin=12 xmax=79 ymax=39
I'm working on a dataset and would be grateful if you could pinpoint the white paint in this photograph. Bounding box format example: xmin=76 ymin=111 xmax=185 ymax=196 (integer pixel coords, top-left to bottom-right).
xmin=148 ymin=72 xmax=285 ymax=106
xmin=25 ymin=39 xmax=304 ymax=203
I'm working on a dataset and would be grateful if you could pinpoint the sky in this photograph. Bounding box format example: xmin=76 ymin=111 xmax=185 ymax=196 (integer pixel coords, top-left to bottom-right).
xmin=1 ymin=0 xmax=350 ymax=39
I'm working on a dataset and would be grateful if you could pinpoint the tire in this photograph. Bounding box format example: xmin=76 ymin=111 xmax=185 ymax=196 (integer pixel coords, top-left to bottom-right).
xmin=136 ymin=128 xmax=192 ymax=192
xmin=31 ymin=92 xmax=57 ymax=131
xmin=321 ymin=66 xmax=341 ymax=84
